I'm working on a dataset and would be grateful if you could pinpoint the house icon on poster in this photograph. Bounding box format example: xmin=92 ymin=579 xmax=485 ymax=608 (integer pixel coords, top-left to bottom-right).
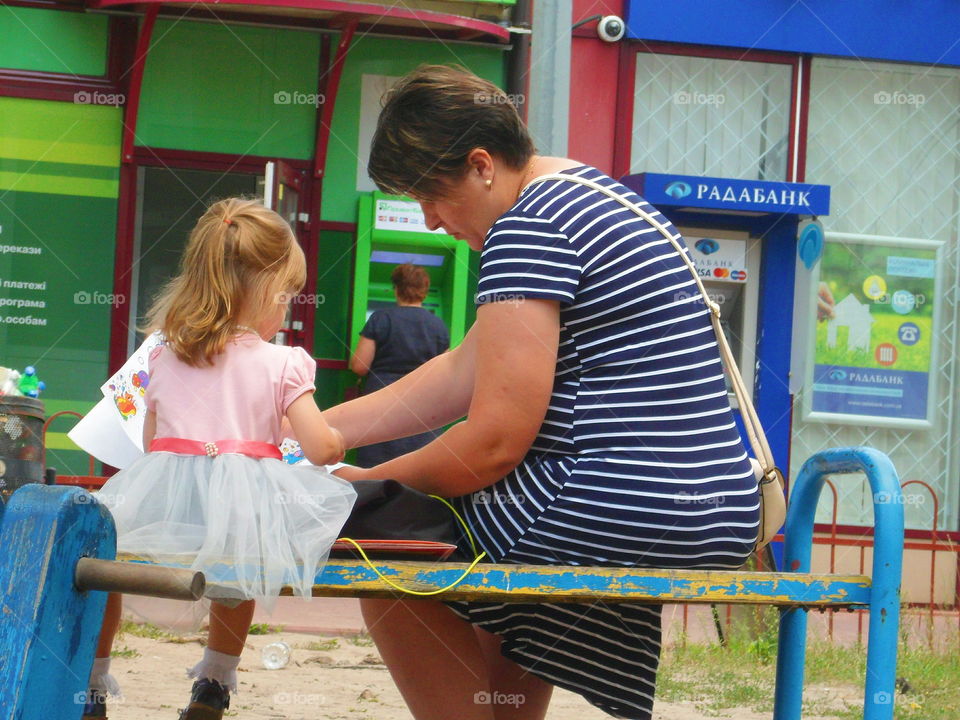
xmin=827 ymin=294 xmax=874 ymax=351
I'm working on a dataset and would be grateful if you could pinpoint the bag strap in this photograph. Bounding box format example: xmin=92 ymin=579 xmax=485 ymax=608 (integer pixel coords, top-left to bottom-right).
xmin=525 ymin=173 xmax=781 ymax=488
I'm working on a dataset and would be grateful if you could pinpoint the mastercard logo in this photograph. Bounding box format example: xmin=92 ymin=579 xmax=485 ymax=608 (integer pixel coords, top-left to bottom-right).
xmin=713 ymin=268 xmax=730 ymax=278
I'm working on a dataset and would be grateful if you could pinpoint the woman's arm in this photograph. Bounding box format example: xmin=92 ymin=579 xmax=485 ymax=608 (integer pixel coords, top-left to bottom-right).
xmin=349 ymin=336 xmax=376 ymax=377
xmin=349 ymin=298 xmax=559 ymax=496
xmin=325 ymin=327 xmax=478 ymax=450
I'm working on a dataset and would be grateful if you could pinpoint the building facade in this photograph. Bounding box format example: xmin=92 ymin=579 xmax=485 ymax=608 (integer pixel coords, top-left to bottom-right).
xmin=567 ymin=0 xmax=960 ymax=600
xmin=0 ymin=0 xmax=514 ymax=474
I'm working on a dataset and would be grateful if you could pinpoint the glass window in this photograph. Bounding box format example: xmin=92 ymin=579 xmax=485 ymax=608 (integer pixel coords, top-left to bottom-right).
xmin=631 ymin=53 xmax=792 ymax=180
xmin=791 ymin=57 xmax=960 ymax=532
xmin=130 ymin=167 xmax=260 ymax=352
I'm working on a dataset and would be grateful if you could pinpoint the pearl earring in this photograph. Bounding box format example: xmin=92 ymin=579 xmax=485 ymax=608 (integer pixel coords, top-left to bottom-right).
xmin=485 ymin=179 xmax=492 ymax=188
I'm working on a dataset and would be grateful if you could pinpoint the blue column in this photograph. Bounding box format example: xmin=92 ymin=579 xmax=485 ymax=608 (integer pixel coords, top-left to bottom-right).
xmin=754 ymin=220 xmax=798 ymax=474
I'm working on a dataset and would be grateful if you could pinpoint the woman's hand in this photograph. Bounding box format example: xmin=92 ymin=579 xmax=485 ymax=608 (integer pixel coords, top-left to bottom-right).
xmin=332 ymin=464 xmax=371 ymax=482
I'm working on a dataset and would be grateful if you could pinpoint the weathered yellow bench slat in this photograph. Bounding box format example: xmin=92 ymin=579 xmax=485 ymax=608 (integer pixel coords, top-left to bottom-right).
xmin=117 ymin=556 xmax=872 ymax=607
xmin=297 ymin=561 xmax=871 ymax=605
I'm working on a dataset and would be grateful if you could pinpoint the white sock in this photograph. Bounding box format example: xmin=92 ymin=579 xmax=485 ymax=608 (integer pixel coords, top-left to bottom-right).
xmin=88 ymin=656 xmax=121 ymax=696
xmin=186 ymin=648 xmax=241 ymax=694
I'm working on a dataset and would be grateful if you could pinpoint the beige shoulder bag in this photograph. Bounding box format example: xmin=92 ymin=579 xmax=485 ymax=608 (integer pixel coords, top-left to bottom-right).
xmin=529 ymin=173 xmax=787 ymax=549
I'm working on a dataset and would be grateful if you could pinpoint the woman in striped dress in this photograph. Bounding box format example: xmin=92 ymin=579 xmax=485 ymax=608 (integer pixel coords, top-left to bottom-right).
xmin=327 ymin=65 xmax=760 ymax=720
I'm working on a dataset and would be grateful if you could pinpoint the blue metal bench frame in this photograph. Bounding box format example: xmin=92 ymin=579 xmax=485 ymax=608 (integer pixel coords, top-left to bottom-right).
xmin=775 ymin=447 xmax=903 ymax=720
xmin=0 ymin=447 xmax=903 ymax=720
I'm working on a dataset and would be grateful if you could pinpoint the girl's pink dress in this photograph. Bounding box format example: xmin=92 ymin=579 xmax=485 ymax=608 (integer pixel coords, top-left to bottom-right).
xmin=97 ymin=332 xmax=356 ymax=603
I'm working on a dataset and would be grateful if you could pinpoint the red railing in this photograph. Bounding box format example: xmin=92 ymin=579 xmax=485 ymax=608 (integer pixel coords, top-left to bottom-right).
xmin=41 ymin=410 xmax=108 ymax=490
xmin=689 ymin=478 xmax=959 ymax=648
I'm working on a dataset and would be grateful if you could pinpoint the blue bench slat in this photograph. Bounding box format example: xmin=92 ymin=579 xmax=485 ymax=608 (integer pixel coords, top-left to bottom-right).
xmin=303 ymin=561 xmax=872 ymax=606
xmin=116 ymin=555 xmax=870 ymax=607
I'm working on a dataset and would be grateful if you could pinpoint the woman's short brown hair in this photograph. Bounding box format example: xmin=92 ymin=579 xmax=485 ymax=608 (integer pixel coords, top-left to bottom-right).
xmin=368 ymin=65 xmax=535 ymax=199
xmin=391 ymin=263 xmax=431 ymax=304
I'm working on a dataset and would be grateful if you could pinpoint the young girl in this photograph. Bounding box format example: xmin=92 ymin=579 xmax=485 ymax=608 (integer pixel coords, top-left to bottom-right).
xmin=84 ymin=198 xmax=356 ymax=720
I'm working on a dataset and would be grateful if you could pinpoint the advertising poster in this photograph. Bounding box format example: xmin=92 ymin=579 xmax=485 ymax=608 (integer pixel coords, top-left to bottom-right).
xmin=687 ymin=236 xmax=748 ymax=283
xmin=806 ymin=235 xmax=941 ymax=428
xmin=0 ymin=98 xmax=121 ymax=473
xmin=373 ymin=198 xmax=444 ymax=234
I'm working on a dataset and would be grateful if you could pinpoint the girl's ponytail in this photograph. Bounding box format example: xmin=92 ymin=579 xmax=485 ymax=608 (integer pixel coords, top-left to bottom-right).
xmin=146 ymin=198 xmax=306 ymax=366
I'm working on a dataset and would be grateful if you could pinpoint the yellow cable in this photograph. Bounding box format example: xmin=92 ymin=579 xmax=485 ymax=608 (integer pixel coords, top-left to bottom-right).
xmin=335 ymin=494 xmax=486 ymax=596
xmin=428 ymin=494 xmax=480 ymax=558
xmin=336 ymin=537 xmax=487 ymax=596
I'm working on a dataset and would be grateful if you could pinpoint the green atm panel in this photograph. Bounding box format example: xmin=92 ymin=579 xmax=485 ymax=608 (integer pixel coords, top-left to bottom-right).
xmin=352 ymin=192 xmax=472 ymax=349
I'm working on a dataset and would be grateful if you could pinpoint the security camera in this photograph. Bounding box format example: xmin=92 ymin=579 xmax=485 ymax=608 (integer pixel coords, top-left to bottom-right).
xmin=597 ymin=15 xmax=625 ymax=42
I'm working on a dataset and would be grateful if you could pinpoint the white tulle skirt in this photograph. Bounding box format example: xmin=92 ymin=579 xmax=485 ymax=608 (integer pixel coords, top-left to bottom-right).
xmin=96 ymin=452 xmax=356 ymax=604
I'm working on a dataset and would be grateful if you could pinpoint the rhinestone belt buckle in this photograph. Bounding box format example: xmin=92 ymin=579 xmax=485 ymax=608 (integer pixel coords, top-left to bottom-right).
xmin=204 ymin=441 xmax=220 ymax=457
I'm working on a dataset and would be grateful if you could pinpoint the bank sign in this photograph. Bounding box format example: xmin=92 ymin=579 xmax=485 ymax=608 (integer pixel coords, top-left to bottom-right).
xmin=622 ymin=173 xmax=830 ymax=216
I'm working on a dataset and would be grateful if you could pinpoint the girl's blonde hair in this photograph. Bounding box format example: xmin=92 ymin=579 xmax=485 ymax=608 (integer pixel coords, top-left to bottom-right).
xmin=146 ymin=198 xmax=306 ymax=367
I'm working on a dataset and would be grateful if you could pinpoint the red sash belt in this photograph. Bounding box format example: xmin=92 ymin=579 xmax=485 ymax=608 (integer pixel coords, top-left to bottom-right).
xmin=150 ymin=437 xmax=282 ymax=460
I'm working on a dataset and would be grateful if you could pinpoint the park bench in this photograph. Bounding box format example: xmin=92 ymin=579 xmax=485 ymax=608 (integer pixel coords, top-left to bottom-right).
xmin=0 ymin=446 xmax=903 ymax=720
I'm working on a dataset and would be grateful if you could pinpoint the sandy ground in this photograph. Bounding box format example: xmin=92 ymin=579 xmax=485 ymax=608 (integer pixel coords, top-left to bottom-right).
xmin=96 ymin=627 xmax=852 ymax=720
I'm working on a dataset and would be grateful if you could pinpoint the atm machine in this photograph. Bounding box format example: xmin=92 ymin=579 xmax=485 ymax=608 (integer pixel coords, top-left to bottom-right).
xmin=620 ymin=173 xmax=831 ymax=498
xmin=352 ymin=191 xmax=473 ymax=351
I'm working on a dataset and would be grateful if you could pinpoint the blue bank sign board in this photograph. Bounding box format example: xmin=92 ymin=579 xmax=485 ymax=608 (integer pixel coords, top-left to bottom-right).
xmin=622 ymin=173 xmax=831 ymax=216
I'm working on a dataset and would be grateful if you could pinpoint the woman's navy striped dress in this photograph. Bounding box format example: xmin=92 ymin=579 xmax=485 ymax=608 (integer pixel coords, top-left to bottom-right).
xmin=449 ymin=165 xmax=760 ymax=719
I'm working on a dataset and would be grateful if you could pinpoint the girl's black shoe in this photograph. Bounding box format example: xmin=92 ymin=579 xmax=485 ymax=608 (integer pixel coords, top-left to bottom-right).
xmin=178 ymin=678 xmax=231 ymax=720
xmin=81 ymin=689 xmax=108 ymax=719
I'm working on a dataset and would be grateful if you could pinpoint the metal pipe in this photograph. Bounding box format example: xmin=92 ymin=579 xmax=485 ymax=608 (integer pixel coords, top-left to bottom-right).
xmin=85 ymin=8 xmax=512 ymax=48
xmin=506 ymin=0 xmax=531 ymax=121
xmin=121 ymin=4 xmax=159 ymax=163
xmin=75 ymin=558 xmax=205 ymax=601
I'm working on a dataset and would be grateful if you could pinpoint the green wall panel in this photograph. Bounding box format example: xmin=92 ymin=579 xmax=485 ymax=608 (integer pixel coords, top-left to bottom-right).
xmin=0 ymin=97 xmax=121 ymax=475
xmin=320 ymin=35 xmax=506 ymax=223
xmin=315 ymin=367 xmax=354 ymax=416
xmin=314 ymin=229 xmax=354 ymax=361
xmin=137 ymin=20 xmax=320 ymax=159
xmin=0 ymin=7 xmax=108 ymax=76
